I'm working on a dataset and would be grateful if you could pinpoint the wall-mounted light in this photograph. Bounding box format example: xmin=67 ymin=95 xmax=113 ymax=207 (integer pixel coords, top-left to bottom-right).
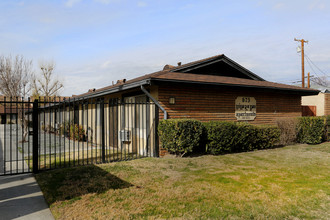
xmin=169 ymin=97 xmax=175 ymax=105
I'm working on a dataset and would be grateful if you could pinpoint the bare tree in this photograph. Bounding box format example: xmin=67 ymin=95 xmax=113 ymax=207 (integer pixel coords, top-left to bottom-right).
xmin=32 ymin=61 xmax=63 ymax=100
xmin=0 ymin=55 xmax=34 ymax=142
xmin=0 ymin=55 xmax=33 ymax=98
xmin=311 ymin=76 xmax=330 ymax=88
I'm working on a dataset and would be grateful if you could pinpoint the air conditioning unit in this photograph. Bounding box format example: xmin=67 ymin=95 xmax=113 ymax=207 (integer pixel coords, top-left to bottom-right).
xmin=120 ymin=130 xmax=131 ymax=142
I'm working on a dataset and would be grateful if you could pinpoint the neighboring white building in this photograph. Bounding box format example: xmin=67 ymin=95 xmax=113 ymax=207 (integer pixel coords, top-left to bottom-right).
xmin=302 ymin=89 xmax=330 ymax=116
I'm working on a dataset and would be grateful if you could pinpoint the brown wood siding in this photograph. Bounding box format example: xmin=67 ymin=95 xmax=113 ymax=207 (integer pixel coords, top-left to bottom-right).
xmin=158 ymin=85 xmax=302 ymax=125
xmin=302 ymin=106 xmax=316 ymax=116
xmin=324 ymin=94 xmax=330 ymax=115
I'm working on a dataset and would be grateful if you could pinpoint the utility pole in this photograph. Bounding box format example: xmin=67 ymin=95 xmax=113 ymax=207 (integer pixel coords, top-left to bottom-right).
xmin=308 ymin=72 xmax=310 ymax=88
xmin=294 ymin=38 xmax=308 ymax=88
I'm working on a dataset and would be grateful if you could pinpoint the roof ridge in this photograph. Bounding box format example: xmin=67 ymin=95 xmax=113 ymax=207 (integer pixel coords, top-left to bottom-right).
xmin=170 ymin=54 xmax=224 ymax=71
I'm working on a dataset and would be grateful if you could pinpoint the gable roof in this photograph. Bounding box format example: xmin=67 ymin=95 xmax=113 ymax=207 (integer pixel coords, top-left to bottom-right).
xmin=170 ymin=54 xmax=265 ymax=81
xmin=73 ymin=54 xmax=319 ymax=100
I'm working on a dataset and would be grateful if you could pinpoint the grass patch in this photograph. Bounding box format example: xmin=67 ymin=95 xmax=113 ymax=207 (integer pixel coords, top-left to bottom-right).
xmin=36 ymin=143 xmax=330 ymax=219
xmin=26 ymin=149 xmax=140 ymax=170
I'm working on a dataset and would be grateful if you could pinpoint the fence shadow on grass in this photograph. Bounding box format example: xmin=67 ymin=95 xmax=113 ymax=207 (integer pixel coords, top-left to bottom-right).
xmin=35 ymin=164 xmax=133 ymax=205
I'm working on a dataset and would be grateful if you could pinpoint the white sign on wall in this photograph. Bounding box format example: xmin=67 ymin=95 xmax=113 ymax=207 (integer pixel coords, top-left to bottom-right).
xmin=235 ymin=97 xmax=256 ymax=121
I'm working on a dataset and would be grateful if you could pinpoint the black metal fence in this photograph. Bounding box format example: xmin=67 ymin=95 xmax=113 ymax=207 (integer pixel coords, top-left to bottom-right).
xmin=0 ymin=97 xmax=158 ymax=175
xmin=0 ymin=97 xmax=33 ymax=175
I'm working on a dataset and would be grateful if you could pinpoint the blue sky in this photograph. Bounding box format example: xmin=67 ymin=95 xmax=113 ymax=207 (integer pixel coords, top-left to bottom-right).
xmin=1 ymin=0 xmax=330 ymax=96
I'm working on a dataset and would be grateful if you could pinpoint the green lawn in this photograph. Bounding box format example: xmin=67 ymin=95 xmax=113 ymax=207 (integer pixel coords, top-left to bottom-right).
xmin=25 ymin=149 xmax=138 ymax=170
xmin=36 ymin=143 xmax=330 ymax=219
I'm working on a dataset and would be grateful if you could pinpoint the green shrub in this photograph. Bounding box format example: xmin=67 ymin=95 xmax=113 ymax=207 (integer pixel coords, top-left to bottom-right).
xmin=158 ymin=119 xmax=281 ymax=156
xmin=59 ymin=120 xmax=71 ymax=136
xmin=255 ymin=125 xmax=281 ymax=149
xmin=205 ymin=121 xmax=280 ymax=154
xmin=232 ymin=123 xmax=258 ymax=152
xmin=204 ymin=121 xmax=236 ymax=154
xmin=158 ymin=119 xmax=204 ymax=156
xmin=59 ymin=120 xmax=86 ymax=141
xmin=69 ymin=124 xmax=86 ymax=141
xmin=296 ymin=116 xmax=325 ymax=144
xmin=324 ymin=115 xmax=330 ymax=141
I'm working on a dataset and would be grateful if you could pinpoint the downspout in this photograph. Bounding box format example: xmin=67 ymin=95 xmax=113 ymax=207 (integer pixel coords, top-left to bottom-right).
xmin=141 ymin=85 xmax=167 ymax=119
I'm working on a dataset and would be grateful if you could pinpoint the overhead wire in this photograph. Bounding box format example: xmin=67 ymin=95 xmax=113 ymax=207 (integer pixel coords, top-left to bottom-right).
xmin=305 ymin=55 xmax=322 ymax=78
xmin=293 ymin=41 xmax=329 ymax=87
xmin=294 ymin=52 xmax=328 ymax=87
xmin=305 ymin=54 xmax=330 ymax=77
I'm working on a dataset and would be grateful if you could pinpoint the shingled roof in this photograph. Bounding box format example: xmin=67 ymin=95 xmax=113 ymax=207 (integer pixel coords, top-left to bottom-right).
xmin=74 ymin=54 xmax=319 ymax=99
xmin=151 ymin=72 xmax=319 ymax=93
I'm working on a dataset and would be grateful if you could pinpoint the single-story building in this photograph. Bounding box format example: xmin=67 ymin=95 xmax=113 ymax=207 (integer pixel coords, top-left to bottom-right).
xmin=74 ymin=54 xmax=318 ymax=122
xmin=0 ymin=105 xmax=18 ymax=124
xmin=0 ymin=96 xmax=31 ymax=124
xmin=41 ymin=54 xmax=319 ymax=157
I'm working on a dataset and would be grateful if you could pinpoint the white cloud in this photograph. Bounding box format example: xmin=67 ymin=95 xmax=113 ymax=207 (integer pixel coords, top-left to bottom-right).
xmin=17 ymin=1 xmax=25 ymax=7
xmin=94 ymin=0 xmax=121 ymax=5
xmin=65 ymin=0 xmax=82 ymax=8
xmin=137 ymin=1 xmax=147 ymax=7
xmin=101 ymin=60 xmax=112 ymax=69
xmin=273 ymin=2 xmax=285 ymax=10
xmin=309 ymin=0 xmax=326 ymax=10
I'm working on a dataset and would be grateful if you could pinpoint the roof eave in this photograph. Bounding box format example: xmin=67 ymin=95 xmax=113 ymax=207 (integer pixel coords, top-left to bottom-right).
xmin=81 ymin=79 xmax=150 ymax=99
xmin=77 ymin=79 xmax=151 ymax=100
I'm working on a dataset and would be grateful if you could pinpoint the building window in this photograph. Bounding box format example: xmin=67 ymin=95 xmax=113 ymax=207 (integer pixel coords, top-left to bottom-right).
xmin=169 ymin=97 xmax=175 ymax=104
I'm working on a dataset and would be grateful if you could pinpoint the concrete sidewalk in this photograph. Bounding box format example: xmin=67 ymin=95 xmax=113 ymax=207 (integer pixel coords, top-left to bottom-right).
xmin=0 ymin=174 xmax=54 ymax=220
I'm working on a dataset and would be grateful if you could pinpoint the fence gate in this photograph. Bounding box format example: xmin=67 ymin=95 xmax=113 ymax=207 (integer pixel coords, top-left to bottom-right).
xmin=0 ymin=98 xmax=34 ymax=175
xmin=0 ymin=97 xmax=158 ymax=175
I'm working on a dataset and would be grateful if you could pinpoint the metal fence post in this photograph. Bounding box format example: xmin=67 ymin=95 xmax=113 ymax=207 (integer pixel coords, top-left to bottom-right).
xmin=32 ymin=99 xmax=39 ymax=174
xmin=101 ymin=99 xmax=105 ymax=163
xmin=146 ymin=101 xmax=150 ymax=156
xmin=154 ymin=104 xmax=159 ymax=157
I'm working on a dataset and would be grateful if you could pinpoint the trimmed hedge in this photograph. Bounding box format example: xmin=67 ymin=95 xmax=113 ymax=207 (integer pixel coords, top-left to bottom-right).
xmin=158 ymin=119 xmax=280 ymax=156
xmin=205 ymin=121 xmax=280 ymax=154
xmin=203 ymin=121 xmax=236 ymax=154
xmin=296 ymin=116 xmax=325 ymax=144
xmin=255 ymin=125 xmax=282 ymax=149
xmin=158 ymin=116 xmax=329 ymax=157
xmin=158 ymin=119 xmax=204 ymax=156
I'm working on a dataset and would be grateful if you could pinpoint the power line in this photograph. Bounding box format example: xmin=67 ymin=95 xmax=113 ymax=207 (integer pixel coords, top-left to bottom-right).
xmin=310 ymin=78 xmax=330 ymax=87
xmin=305 ymin=54 xmax=329 ymax=77
xmin=305 ymin=55 xmax=322 ymax=78
xmin=304 ymin=57 xmax=330 ymax=87
xmin=277 ymin=75 xmax=315 ymax=84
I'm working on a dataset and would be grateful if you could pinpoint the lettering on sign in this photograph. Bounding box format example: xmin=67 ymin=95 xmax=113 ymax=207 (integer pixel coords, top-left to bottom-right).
xmin=235 ymin=97 xmax=256 ymax=121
